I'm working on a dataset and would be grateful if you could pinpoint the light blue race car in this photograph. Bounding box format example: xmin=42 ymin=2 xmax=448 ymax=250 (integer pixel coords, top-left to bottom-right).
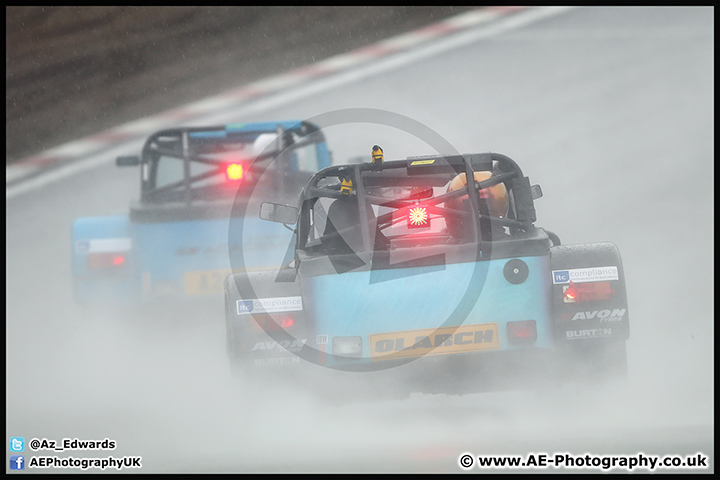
xmin=72 ymin=121 xmax=332 ymax=314
xmin=224 ymin=150 xmax=630 ymax=395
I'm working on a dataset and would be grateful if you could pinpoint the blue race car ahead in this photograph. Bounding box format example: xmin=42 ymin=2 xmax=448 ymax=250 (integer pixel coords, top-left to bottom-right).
xmin=224 ymin=149 xmax=629 ymax=394
xmin=72 ymin=121 xmax=332 ymax=313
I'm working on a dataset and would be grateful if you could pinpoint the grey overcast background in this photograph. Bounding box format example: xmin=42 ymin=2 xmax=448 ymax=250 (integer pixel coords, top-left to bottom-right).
xmin=6 ymin=6 xmax=714 ymax=474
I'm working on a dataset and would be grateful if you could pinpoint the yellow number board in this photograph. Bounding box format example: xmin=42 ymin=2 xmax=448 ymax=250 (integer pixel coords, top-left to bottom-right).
xmin=369 ymin=323 xmax=499 ymax=360
xmin=183 ymin=269 xmax=231 ymax=296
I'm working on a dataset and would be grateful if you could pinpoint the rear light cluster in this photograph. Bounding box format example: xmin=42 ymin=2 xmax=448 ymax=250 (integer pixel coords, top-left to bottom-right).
xmin=86 ymin=252 xmax=127 ymax=269
xmin=252 ymin=314 xmax=296 ymax=332
xmin=79 ymin=238 xmax=131 ymax=271
xmin=332 ymin=336 xmax=363 ymax=357
xmin=506 ymin=320 xmax=537 ymax=344
xmin=563 ymin=281 xmax=615 ymax=303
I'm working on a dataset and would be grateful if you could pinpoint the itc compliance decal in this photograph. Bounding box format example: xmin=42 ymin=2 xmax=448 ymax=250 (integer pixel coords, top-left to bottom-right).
xmin=236 ymin=296 xmax=303 ymax=315
xmin=552 ymin=266 xmax=618 ymax=284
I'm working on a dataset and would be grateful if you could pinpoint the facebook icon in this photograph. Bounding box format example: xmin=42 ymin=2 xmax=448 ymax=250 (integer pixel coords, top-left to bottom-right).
xmin=10 ymin=455 xmax=24 ymax=470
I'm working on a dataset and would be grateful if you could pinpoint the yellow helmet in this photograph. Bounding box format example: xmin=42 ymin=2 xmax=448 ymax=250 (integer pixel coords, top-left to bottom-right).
xmin=445 ymin=171 xmax=508 ymax=239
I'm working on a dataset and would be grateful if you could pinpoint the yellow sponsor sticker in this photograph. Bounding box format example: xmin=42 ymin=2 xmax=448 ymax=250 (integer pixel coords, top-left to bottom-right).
xmin=369 ymin=323 xmax=499 ymax=360
xmin=183 ymin=269 xmax=231 ymax=295
xmin=409 ymin=159 xmax=436 ymax=166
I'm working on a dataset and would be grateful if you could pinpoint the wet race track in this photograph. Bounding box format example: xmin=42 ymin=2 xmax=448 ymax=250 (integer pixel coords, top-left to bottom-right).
xmin=6 ymin=7 xmax=713 ymax=473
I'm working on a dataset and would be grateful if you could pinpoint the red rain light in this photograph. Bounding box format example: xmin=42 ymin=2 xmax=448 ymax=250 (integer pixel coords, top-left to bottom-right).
xmin=407 ymin=206 xmax=430 ymax=229
xmin=226 ymin=163 xmax=244 ymax=181
xmin=254 ymin=314 xmax=295 ymax=331
xmin=112 ymin=255 xmax=125 ymax=266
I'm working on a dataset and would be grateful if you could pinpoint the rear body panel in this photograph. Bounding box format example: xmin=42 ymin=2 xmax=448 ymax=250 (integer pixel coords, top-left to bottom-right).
xmin=223 ymin=151 xmax=630 ymax=393
xmin=225 ymin=235 xmax=564 ymax=374
xmin=303 ymin=253 xmax=553 ymax=366
xmin=72 ymin=121 xmax=329 ymax=309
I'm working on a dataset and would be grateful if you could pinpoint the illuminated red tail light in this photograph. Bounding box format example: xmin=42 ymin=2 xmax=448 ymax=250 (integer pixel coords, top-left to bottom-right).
xmin=407 ymin=206 xmax=430 ymax=229
xmin=563 ymin=281 xmax=615 ymax=303
xmin=252 ymin=314 xmax=296 ymax=332
xmin=226 ymin=163 xmax=244 ymax=181
xmin=87 ymin=252 xmax=128 ymax=269
xmin=563 ymin=283 xmax=578 ymax=302
xmin=507 ymin=320 xmax=537 ymax=344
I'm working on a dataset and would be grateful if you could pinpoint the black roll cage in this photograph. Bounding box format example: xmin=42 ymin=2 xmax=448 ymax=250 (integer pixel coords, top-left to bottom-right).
xmin=134 ymin=122 xmax=326 ymax=205
xmin=295 ymin=153 xmax=538 ymax=255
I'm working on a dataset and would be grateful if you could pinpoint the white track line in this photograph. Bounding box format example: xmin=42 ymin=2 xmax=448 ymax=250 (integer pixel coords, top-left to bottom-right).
xmin=7 ymin=7 xmax=575 ymax=199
